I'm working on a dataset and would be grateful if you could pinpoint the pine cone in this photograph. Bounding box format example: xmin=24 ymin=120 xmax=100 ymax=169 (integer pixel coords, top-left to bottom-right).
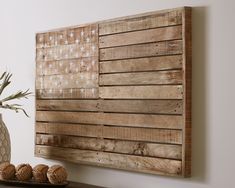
xmin=15 ymin=164 xmax=32 ymax=181
xmin=0 ymin=162 xmax=15 ymax=180
xmin=33 ymin=164 xmax=49 ymax=183
xmin=47 ymin=165 xmax=67 ymax=184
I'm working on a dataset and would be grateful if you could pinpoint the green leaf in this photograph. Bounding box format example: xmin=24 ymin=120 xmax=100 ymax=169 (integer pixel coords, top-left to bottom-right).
xmin=0 ymin=71 xmax=32 ymax=117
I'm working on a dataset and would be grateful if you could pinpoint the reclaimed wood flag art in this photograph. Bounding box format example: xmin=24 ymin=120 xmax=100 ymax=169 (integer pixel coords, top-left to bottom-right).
xmin=35 ymin=7 xmax=192 ymax=177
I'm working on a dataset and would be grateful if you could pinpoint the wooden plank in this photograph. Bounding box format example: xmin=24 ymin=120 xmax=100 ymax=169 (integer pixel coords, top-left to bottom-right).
xmin=36 ymin=122 xmax=182 ymax=144
xmin=36 ymin=99 xmax=182 ymax=114
xmin=35 ymin=146 xmax=182 ymax=176
xmin=100 ymin=55 xmax=182 ymax=73
xmin=99 ymin=100 xmax=182 ymax=114
xmin=36 ymin=134 xmax=182 ymax=159
xmin=182 ymin=7 xmax=192 ymax=177
xmin=36 ymin=73 xmax=98 ymax=89
xmin=99 ymin=25 xmax=182 ymax=48
xmin=100 ymin=40 xmax=182 ymax=61
xmin=36 ymin=88 xmax=99 ymax=99
xmin=40 ymin=43 xmax=98 ymax=62
xmin=99 ymin=10 xmax=182 ymax=35
xmin=36 ymin=24 xmax=98 ymax=49
xmin=36 ymin=57 xmax=98 ymax=76
xmin=36 ymin=100 xmax=99 ymax=111
xmin=36 ymin=111 xmax=183 ymax=129
xmin=99 ymin=85 xmax=183 ymax=99
xmin=99 ymin=70 xmax=182 ymax=86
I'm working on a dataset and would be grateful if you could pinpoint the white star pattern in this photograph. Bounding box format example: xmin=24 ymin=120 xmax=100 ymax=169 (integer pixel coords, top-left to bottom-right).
xmin=38 ymin=26 xmax=98 ymax=99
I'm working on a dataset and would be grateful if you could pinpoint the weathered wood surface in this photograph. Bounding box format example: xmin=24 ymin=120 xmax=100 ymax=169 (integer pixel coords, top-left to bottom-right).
xmin=36 ymin=99 xmax=100 ymax=112
xmin=36 ymin=73 xmax=98 ymax=89
xmin=100 ymin=40 xmax=183 ymax=61
xmin=36 ymin=44 xmax=98 ymax=62
xmin=36 ymin=134 xmax=182 ymax=159
xmin=99 ymin=100 xmax=182 ymax=114
xmin=36 ymin=24 xmax=98 ymax=48
xmin=99 ymin=85 xmax=183 ymax=99
xmin=36 ymin=24 xmax=99 ymax=99
xmin=35 ymin=145 xmax=182 ymax=176
xmin=36 ymin=111 xmax=183 ymax=129
xmin=35 ymin=7 xmax=191 ymax=177
xmin=99 ymin=25 xmax=182 ymax=48
xmin=36 ymin=57 xmax=98 ymax=76
xmin=99 ymin=9 xmax=182 ymax=35
xmin=37 ymin=99 xmax=182 ymax=114
xmin=99 ymin=70 xmax=182 ymax=86
xmin=36 ymin=88 xmax=99 ymax=99
xmin=182 ymin=7 xmax=192 ymax=177
xmin=100 ymin=55 xmax=182 ymax=73
xmin=36 ymin=123 xmax=182 ymax=144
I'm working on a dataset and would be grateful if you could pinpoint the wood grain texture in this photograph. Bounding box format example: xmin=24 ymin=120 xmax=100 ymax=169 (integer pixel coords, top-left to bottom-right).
xmin=35 ymin=7 xmax=191 ymax=177
xmin=36 ymin=134 xmax=182 ymax=159
xmin=36 ymin=24 xmax=98 ymax=48
xmin=36 ymin=73 xmax=98 ymax=89
xmin=36 ymin=99 xmax=182 ymax=114
xmin=182 ymin=7 xmax=192 ymax=177
xmin=100 ymin=40 xmax=183 ymax=61
xmin=99 ymin=9 xmax=182 ymax=35
xmin=36 ymin=122 xmax=182 ymax=144
xmin=99 ymin=70 xmax=182 ymax=86
xmin=99 ymin=25 xmax=182 ymax=48
xmin=36 ymin=88 xmax=99 ymax=99
xmin=36 ymin=44 xmax=98 ymax=62
xmin=98 ymin=100 xmax=183 ymax=114
xmin=99 ymin=85 xmax=183 ymax=99
xmin=100 ymin=55 xmax=182 ymax=74
xmin=35 ymin=145 xmax=182 ymax=176
xmin=36 ymin=57 xmax=98 ymax=76
xmin=36 ymin=111 xmax=183 ymax=129
xmin=36 ymin=100 xmax=99 ymax=112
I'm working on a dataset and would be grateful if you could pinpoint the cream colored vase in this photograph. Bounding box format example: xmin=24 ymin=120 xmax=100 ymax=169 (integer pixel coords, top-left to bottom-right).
xmin=0 ymin=114 xmax=11 ymax=162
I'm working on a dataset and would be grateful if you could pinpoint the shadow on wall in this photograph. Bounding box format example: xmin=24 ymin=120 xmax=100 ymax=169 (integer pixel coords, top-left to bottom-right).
xmin=191 ymin=6 xmax=209 ymax=183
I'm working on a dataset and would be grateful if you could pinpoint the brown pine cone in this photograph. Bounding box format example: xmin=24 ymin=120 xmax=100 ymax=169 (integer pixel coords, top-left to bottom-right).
xmin=47 ymin=165 xmax=67 ymax=184
xmin=32 ymin=164 xmax=49 ymax=183
xmin=0 ymin=162 xmax=16 ymax=180
xmin=15 ymin=164 xmax=32 ymax=181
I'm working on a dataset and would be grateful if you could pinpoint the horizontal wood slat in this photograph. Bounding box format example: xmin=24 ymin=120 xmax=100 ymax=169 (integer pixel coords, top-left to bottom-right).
xmin=99 ymin=85 xmax=183 ymax=99
xmin=99 ymin=10 xmax=182 ymax=36
xmin=36 ymin=100 xmax=99 ymax=112
xmin=36 ymin=134 xmax=182 ymax=159
xmin=36 ymin=99 xmax=182 ymax=114
xmin=36 ymin=122 xmax=182 ymax=144
xmin=36 ymin=43 xmax=98 ymax=62
xmin=99 ymin=70 xmax=182 ymax=86
xmin=36 ymin=88 xmax=99 ymax=99
xmin=100 ymin=40 xmax=183 ymax=61
xmin=99 ymin=25 xmax=182 ymax=48
xmin=99 ymin=100 xmax=182 ymax=114
xmin=36 ymin=73 xmax=98 ymax=89
xmin=35 ymin=145 xmax=182 ymax=176
xmin=36 ymin=57 xmax=98 ymax=76
xmin=36 ymin=111 xmax=183 ymax=129
xmin=100 ymin=55 xmax=182 ymax=73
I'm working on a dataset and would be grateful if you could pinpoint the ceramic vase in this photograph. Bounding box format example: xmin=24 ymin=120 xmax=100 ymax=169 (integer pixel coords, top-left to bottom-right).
xmin=0 ymin=113 xmax=11 ymax=162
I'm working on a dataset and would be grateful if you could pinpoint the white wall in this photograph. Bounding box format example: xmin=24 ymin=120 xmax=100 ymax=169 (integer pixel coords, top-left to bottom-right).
xmin=0 ymin=0 xmax=235 ymax=187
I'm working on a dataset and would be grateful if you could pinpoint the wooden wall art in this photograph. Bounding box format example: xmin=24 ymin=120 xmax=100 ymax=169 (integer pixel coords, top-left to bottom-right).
xmin=35 ymin=7 xmax=192 ymax=177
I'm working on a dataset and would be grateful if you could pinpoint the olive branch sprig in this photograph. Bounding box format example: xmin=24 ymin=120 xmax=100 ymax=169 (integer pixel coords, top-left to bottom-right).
xmin=0 ymin=71 xmax=32 ymax=117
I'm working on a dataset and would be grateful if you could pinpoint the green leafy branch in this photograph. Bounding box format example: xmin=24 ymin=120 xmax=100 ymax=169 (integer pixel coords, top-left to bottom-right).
xmin=0 ymin=71 xmax=32 ymax=117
